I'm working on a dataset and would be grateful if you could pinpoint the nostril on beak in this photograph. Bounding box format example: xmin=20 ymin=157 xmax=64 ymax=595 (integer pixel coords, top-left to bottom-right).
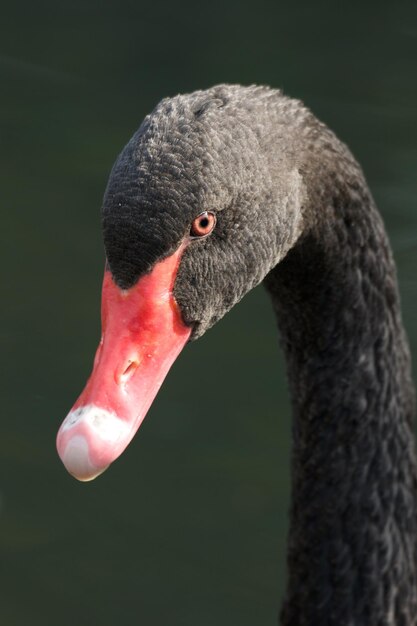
xmin=118 ymin=359 xmax=139 ymax=385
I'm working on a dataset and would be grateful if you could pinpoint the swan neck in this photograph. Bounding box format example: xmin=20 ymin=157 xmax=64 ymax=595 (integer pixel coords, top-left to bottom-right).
xmin=265 ymin=186 xmax=417 ymax=624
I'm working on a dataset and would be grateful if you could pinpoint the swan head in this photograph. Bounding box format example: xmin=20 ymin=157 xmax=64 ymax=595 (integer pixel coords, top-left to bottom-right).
xmin=57 ymin=84 xmax=307 ymax=480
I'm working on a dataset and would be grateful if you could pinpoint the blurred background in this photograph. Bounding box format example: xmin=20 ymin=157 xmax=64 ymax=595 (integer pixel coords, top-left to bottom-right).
xmin=1 ymin=1 xmax=416 ymax=624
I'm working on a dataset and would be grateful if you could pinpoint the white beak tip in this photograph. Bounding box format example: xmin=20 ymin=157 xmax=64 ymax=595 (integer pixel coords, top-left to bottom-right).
xmin=61 ymin=435 xmax=108 ymax=482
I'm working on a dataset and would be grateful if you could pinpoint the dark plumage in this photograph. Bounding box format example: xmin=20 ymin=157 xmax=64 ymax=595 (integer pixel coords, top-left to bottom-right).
xmin=102 ymin=85 xmax=417 ymax=624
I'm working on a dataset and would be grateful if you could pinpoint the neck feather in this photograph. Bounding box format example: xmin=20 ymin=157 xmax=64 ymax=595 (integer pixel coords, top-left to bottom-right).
xmin=265 ymin=172 xmax=417 ymax=625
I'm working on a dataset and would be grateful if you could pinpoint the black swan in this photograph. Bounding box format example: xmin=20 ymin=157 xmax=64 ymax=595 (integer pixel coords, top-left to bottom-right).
xmin=56 ymin=85 xmax=417 ymax=624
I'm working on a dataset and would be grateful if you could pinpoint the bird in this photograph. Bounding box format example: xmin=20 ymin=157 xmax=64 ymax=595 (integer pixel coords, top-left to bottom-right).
xmin=56 ymin=84 xmax=417 ymax=625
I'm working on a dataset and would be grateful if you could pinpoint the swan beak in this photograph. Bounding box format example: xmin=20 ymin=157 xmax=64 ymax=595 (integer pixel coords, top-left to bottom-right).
xmin=56 ymin=246 xmax=191 ymax=481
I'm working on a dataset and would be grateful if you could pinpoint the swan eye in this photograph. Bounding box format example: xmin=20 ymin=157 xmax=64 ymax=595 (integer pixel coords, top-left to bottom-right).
xmin=190 ymin=211 xmax=216 ymax=238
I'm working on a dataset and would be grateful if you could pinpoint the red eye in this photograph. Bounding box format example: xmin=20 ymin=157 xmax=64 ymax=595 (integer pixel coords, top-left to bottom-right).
xmin=190 ymin=211 xmax=216 ymax=238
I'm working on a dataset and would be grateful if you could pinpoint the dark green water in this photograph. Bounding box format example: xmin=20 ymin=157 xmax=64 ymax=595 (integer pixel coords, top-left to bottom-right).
xmin=1 ymin=1 xmax=416 ymax=624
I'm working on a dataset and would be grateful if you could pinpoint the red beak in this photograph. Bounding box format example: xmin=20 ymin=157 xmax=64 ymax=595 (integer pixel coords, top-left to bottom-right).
xmin=56 ymin=245 xmax=191 ymax=481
